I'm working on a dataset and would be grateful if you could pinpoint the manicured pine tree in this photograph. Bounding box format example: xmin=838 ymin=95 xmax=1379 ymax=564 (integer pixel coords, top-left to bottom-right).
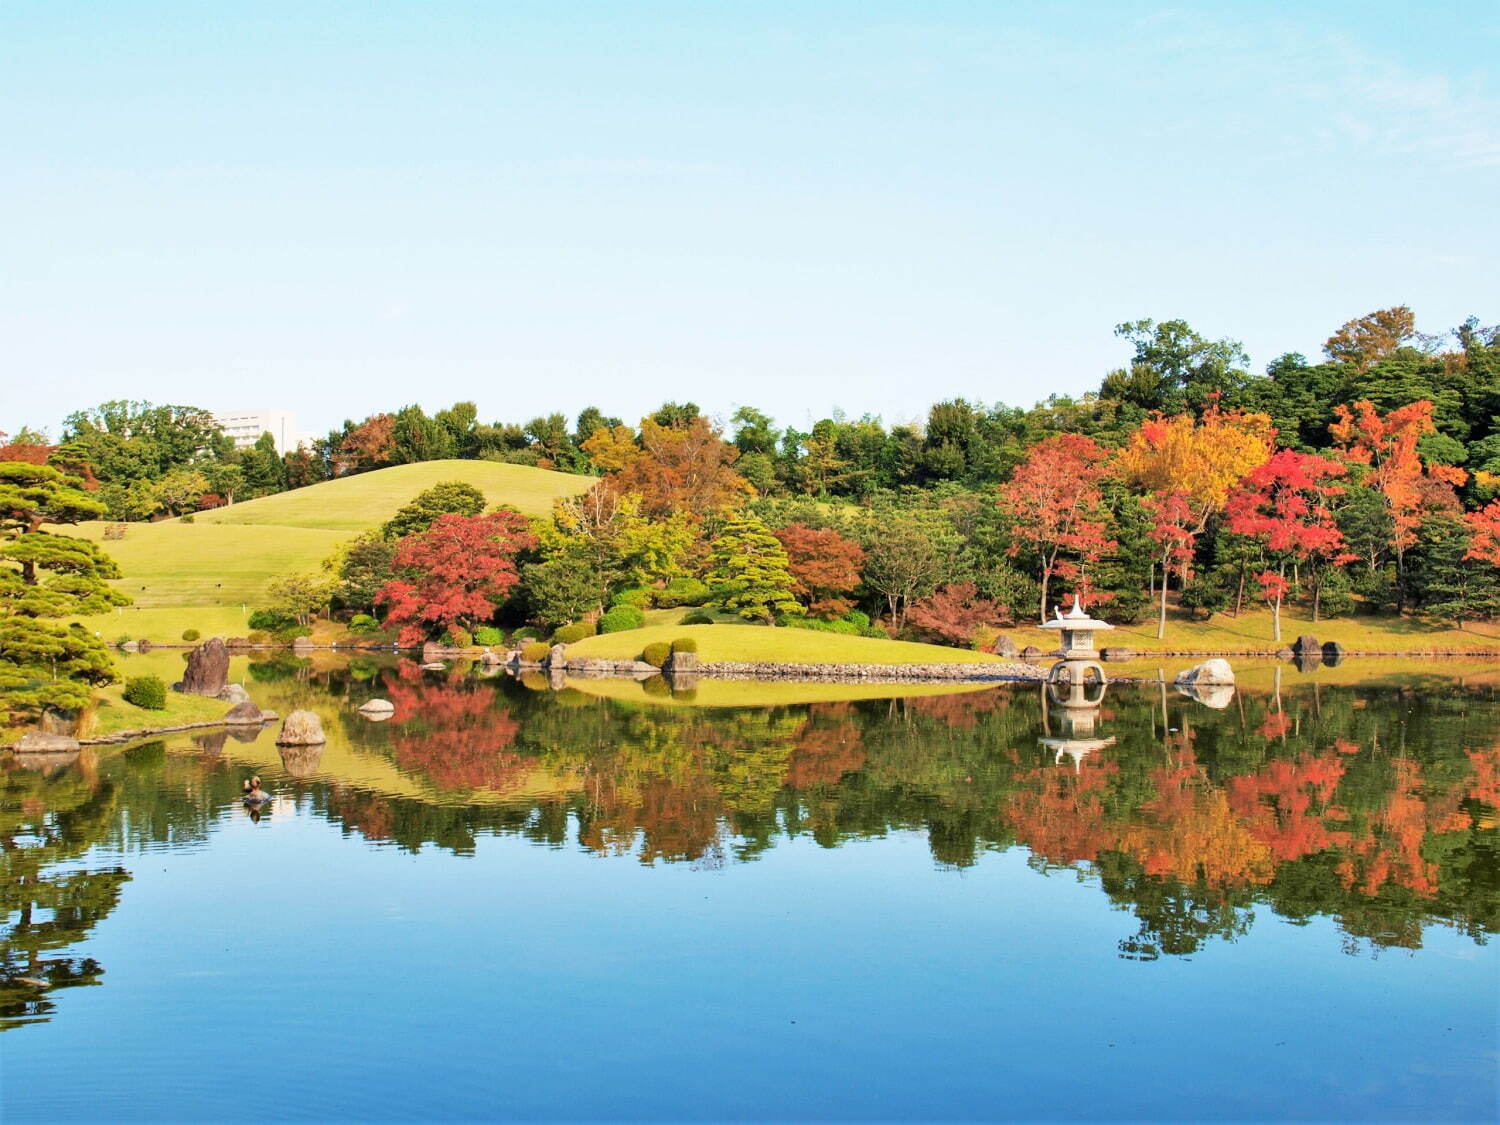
xmin=706 ymin=513 xmax=799 ymax=624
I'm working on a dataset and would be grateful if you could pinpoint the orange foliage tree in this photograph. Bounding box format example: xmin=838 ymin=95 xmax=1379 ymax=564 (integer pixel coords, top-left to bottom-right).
xmin=772 ymin=523 xmax=866 ymax=618
xmin=1117 ymin=405 xmax=1274 ymax=637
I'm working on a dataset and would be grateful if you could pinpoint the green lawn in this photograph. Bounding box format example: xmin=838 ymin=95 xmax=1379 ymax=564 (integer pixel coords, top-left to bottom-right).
xmin=566 ymin=624 xmax=1006 ymax=666
xmin=66 ymin=461 xmax=593 ymax=640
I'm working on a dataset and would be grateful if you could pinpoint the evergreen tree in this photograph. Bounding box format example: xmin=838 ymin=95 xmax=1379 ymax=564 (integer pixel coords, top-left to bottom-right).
xmin=706 ymin=514 xmax=799 ymax=624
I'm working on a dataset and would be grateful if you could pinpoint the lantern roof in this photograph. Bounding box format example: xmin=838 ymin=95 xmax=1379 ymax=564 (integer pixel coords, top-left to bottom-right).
xmin=1039 ymin=595 xmax=1114 ymax=632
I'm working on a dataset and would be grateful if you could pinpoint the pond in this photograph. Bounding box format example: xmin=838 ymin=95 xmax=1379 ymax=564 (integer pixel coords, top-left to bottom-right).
xmin=4 ymin=655 xmax=1497 ymax=1121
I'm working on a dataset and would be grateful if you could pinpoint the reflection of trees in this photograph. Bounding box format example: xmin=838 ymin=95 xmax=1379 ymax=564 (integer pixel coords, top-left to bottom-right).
xmin=1 ymin=755 xmax=129 ymax=1030
xmin=383 ymin=667 xmax=526 ymax=792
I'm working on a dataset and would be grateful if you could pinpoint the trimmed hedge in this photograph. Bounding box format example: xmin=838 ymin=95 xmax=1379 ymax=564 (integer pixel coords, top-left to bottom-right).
xmin=181 ymin=628 xmax=201 ymax=643
xmin=520 ymin=641 xmax=551 ymax=663
xmin=681 ymin=610 xmax=714 ymax=626
xmin=611 ymin=587 xmax=654 ymax=609
xmin=445 ymin=626 xmax=473 ymax=648
xmin=552 ymin=622 xmax=596 ymax=644
xmin=473 ymin=626 xmax=504 ymax=646
xmin=598 ymin=605 xmax=645 ymax=633
xmin=349 ymin=614 xmax=381 ymax=635
xmin=641 ymin=642 xmax=671 ymax=668
xmin=670 ymin=637 xmax=698 ymax=654
xmin=123 ymin=675 xmax=167 ymax=710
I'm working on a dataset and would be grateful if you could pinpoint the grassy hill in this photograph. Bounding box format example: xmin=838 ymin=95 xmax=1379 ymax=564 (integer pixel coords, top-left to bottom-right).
xmin=566 ymin=624 xmax=1007 ymax=666
xmin=70 ymin=461 xmax=592 ymax=640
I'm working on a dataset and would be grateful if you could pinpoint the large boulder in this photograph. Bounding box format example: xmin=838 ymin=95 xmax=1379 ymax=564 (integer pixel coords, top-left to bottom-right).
xmin=178 ymin=638 xmax=229 ymax=696
xmin=276 ymin=709 xmax=326 ymax=746
xmin=12 ymin=730 xmax=81 ymax=754
xmin=1174 ymin=658 xmax=1235 ymax=687
xmin=479 ymin=649 xmax=503 ymax=666
xmin=278 ymin=742 xmax=324 ymax=778
xmin=1019 ymin=646 xmax=1045 ymax=661
xmin=1100 ymin=647 xmax=1134 ymax=662
xmin=1292 ymin=634 xmax=1321 ymax=656
xmin=357 ymin=698 xmax=396 ymax=719
xmin=992 ymin=634 xmax=1018 ymax=658
xmin=546 ymin=643 xmax=568 ymax=668
xmin=224 ymin=700 xmax=265 ymax=725
xmin=217 ymin=683 xmax=251 ymax=705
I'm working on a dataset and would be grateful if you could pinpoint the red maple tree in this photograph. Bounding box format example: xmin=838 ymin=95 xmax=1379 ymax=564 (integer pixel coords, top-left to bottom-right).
xmin=905 ymin=581 xmax=1013 ymax=645
xmin=997 ymin=433 xmax=1116 ymax=622
xmin=376 ymin=509 xmax=537 ymax=646
xmin=772 ymin=523 xmax=866 ymax=618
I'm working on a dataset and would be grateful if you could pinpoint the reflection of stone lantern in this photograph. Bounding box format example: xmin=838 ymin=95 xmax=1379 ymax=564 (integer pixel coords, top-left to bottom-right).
xmin=1038 ymin=596 xmax=1116 ymax=770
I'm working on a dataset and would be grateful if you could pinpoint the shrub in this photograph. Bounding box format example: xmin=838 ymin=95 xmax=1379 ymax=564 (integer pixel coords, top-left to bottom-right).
xmin=248 ymin=609 xmax=295 ymax=633
xmin=611 ymin=587 xmax=654 ymax=609
xmin=842 ymin=609 xmax=870 ymax=629
xmin=349 ymin=614 xmax=381 ymax=635
xmin=122 ymin=675 xmax=166 ymax=711
xmin=444 ymin=626 xmax=473 ymax=648
xmin=181 ymin=628 xmax=201 ymax=643
xmin=598 ymin=605 xmax=645 ymax=633
xmin=179 ymin=514 xmax=195 ymax=524
xmin=681 ymin=610 xmax=714 ymax=626
xmin=657 ymin=577 xmax=711 ymax=608
xmin=670 ymin=636 xmax=698 ymax=655
xmin=641 ymin=642 xmax=671 ymax=668
xmin=114 ymin=634 xmax=133 ymax=648
xmin=785 ymin=617 xmax=859 ymax=634
xmin=511 ymin=626 xmax=540 ymax=643
xmin=552 ymin=622 xmax=594 ymax=644
xmin=473 ymin=626 xmax=504 ymax=646
xmin=246 ymin=630 xmax=270 ymax=645
xmin=642 ymin=674 xmax=671 ymax=696
xmin=521 ymin=641 xmax=551 ymax=664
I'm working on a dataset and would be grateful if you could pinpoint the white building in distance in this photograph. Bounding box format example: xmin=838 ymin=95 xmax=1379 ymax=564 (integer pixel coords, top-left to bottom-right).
xmin=213 ymin=409 xmax=300 ymax=455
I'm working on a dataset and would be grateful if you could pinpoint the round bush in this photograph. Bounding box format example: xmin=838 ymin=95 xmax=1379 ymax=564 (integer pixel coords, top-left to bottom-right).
xmin=445 ymin=626 xmax=473 ymax=648
xmin=611 ymin=587 xmax=653 ymax=609
xmin=657 ymin=577 xmax=711 ymax=608
xmin=670 ymin=637 xmax=698 ymax=655
xmin=641 ymin=641 xmax=671 ymax=668
xmin=181 ymin=628 xmax=201 ymax=643
xmin=246 ymin=630 xmax=270 ymax=645
xmin=473 ymin=626 xmax=504 ymax=646
xmin=642 ymin=674 xmax=671 ymax=697
xmin=521 ymin=641 xmax=551 ymax=664
xmin=122 ymin=675 xmax=167 ymax=711
xmin=681 ymin=610 xmax=714 ymax=626
xmin=511 ymin=626 xmax=540 ymax=643
xmin=598 ymin=605 xmax=645 ymax=633
xmin=552 ymin=622 xmax=594 ymax=645
xmin=843 ymin=609 xmax=870 ymax=630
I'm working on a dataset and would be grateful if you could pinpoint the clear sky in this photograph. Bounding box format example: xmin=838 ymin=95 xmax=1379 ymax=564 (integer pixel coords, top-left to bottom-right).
xmin=3 ymin=1 xmax=1496 ymax=440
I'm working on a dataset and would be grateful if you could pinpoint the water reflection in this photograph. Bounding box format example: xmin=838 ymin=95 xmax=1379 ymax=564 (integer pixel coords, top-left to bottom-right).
xmin=4 ymin=657 xmax=1499 ymax=1030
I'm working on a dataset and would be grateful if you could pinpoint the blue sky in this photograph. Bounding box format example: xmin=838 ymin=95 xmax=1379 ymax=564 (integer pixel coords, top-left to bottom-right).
xmin=3 ymin=1 xmax=1496 ymax=440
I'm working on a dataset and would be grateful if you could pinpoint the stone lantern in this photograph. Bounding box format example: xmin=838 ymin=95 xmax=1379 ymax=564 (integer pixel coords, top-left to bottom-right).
xmin=1040 ymin=595 xmax=1114 ymax=688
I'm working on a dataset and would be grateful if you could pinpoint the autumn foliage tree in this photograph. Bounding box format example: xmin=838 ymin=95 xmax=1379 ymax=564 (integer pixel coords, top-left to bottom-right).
xmin=1226 ymin=450 xmax=1352 ymax=640
xmin=376 ymin=509 xmax=537 ymax=646
xmin=609 ymin=415 xmax=752 ymax=518
xmin=772 ymin=523 xmax=865 ymax=619
xmin=905 ymin=581 xmax=1012 ymax=646
xmin=997 ymin=433 xmax=1116 ymax=622
xmin=1331 ymin=399 xmax=1467 ymax=609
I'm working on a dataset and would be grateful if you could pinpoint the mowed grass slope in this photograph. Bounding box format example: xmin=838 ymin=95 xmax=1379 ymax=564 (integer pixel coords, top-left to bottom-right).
xmin=196 ymin=459 xmax=591 ymax=530
xmin=567 ymin=624 xmax=1006 ymax=666
xmin=69 ymin=461 xmax=592 ymax=639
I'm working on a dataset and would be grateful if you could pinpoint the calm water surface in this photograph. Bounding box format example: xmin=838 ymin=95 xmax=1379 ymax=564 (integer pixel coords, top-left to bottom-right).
xmin=4 ymin=656 xmax=1498 ymax=1122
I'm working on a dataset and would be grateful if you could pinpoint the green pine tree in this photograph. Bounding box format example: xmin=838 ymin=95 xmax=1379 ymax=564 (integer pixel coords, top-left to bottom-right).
xmin=706 ymin=514 xmax=799 ymax=624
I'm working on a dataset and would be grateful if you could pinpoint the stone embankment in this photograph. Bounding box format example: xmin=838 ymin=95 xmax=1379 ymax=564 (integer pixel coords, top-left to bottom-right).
xmin=686 ymin=660 xmax=1041 ymax=683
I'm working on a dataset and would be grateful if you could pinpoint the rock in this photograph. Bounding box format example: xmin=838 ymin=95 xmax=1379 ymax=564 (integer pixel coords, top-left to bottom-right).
xmin=1293 ymin=634 xmax=1321 ymax=655
xmin=1174 ymin=658 xmax=1235 ymax=687
xmin=1020 ymin=646 xmax=1045 ymax=660
xmin=292 ymin=636 xmax=315 ymax=652
xmin=1275 ymin=647 xmax=1295 ymax=659
xmin=179 ymin=638 xmax=230 ymax=696
xmin=194 ymin=730 xmax=228 ymax=756
xmin=224 ymin=700 xmax=265 ymax=725
xmin=1292 ymin=652 xmax=1322 ymax=674
xmin=546 ymin=643 xmax=568 ymax=668
xmin=225 ymin=636 xmax=252 ymax=650
xmin=136 ymin=639 xmax=152 ymax=653
xmin=1322 ymin=640 xmax=1344 ymax=659
xmin=1100 ymin=647 xmax=1134 ymax=662
xmin=992 ymin=634 xmax=1018 ymax=658
xmin=421 ymin=662 xmax=447 ymax=671
xmin=422 ymin=641 xmax=445 ymax=660
xmin=276 ymin=709 xmax=326 ymax=746
xmin=479 ymin=649 xmax=503 ymax=666
xmin=11 ymin=730 xmax=81 ymax=754
xmin=217 ymin=683 xmax=251 ymax=705
xmin=278 ymin=742 xmax=324 ymax=778
xmin=119 ymin=640 xmax=139 ymax=653
xmin=38 ymin=708 xmax=82 ymax=736
xmin=665 ymin=651 xmax=700 ymax=673
xmin=358 ymin=698 xmax=396 ymax=718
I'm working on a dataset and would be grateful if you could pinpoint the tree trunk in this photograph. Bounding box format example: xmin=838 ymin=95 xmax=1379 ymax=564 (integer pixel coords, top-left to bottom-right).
xmin=1272 ymin=592 xmax=1282 ymax=643
xmin=1038 ymin=567 xmax=1051 ymax=624
xmin=1233 ymin=565 xmax=1246 ymax=617
xmin=1157 ymin=573 xmax=1169 ymax=640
